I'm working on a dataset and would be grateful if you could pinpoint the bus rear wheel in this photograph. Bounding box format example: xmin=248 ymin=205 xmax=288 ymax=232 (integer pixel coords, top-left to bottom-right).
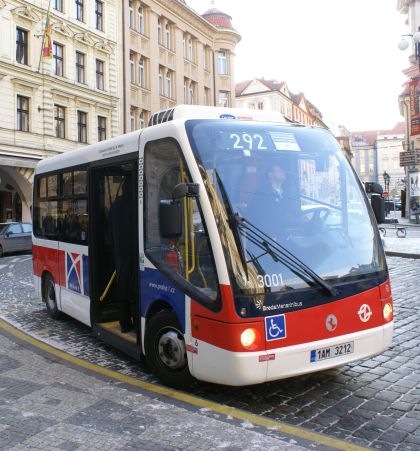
xmin=144 ymin=310 xmax=194 ymax=389
xmin=42 ymin=274 xmax=63 ymax=320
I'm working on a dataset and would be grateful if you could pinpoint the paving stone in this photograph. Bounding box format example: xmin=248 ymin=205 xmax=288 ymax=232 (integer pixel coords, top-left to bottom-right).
xmin=394 ymin=417 xmax=420 ymax=433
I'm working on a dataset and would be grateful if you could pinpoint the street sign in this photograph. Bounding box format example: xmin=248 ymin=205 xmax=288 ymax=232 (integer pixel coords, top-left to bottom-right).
xmin=400 ymin=150 xmax=420 ymax=167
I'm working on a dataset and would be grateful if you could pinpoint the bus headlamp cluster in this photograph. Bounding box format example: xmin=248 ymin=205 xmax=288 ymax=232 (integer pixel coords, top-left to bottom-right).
xmin=382 ymin=302 xmax=393 ymax=322
xmin=241 ymin=328 xmax=257 ymax=348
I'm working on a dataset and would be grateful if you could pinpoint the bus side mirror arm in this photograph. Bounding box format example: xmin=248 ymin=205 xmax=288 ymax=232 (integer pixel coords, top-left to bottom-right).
xmin=172 ymin=183 xmax=199 ymax=199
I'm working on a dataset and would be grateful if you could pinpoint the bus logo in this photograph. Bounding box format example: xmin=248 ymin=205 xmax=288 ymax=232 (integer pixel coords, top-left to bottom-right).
xmin=219 ymin=114 xmax=236 ymax=119
xmin=265 ymin=314 xmax=286 ymax=341
xmin=326 ymin=314 xmax=337 ymax=332
xmin=66 ymin=252 xmax=82 ymax=294
xmin=358 ymin=304 xmax=372 ymax=323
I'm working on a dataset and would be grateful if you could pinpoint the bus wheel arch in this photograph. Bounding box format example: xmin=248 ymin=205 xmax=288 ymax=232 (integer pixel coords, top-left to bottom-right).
xmin=42 ymin=272 xmax=63 ymax=320
xmin=144 ymin=307 xmax=194 ymax=388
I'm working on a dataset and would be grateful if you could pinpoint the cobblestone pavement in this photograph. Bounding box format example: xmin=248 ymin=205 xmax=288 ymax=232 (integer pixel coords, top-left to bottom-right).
xmin=0 ymin=329 xmax=307 ymax=450
xmin=0 ymin=253 xmax=419 ymax=450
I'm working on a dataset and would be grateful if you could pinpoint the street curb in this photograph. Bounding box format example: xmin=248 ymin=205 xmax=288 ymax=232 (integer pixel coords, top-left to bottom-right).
xmin=385 ymin=251 xmax=420 ymax=259
xmin=0 ymin=317 xmax=369 ymax=451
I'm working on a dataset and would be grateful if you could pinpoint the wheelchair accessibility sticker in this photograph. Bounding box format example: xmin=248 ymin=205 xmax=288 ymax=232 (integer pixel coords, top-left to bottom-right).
xmin=265 ymin=314 xmax=287 ymax=341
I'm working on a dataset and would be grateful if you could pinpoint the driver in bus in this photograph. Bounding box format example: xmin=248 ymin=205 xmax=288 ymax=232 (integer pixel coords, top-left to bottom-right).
xmin=251 ymin=162 xmax=293 ymax=238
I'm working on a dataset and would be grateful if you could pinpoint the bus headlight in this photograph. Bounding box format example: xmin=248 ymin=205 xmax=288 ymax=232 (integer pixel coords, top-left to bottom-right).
xmin=241 ymin=328 xmax=257 ymax=348
xmin=383 ymin=302 xmax=393 ymax=322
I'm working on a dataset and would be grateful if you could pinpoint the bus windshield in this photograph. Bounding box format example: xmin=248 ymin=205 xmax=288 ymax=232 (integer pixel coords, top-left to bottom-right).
xmin=186 ymin=120 xmax=386 ymax=297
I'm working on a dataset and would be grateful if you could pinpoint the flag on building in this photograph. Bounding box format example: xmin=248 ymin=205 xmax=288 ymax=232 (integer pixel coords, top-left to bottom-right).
xmin=42 ymin=20 xmax=52 ymax=59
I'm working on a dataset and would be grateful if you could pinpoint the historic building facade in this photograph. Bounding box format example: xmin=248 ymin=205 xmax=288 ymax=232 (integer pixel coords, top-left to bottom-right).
xmin=0 ymin=1 xmax=240 ymax=222
xmin=235 ymin=77 xmax=327 ymax=127
xmin=121 ymin=1 xmax=240 ymax=132
xmin=350 ymin=123 xmax=405 ymax=193
xmin=0 ymin=0 xmax=119 ymax=222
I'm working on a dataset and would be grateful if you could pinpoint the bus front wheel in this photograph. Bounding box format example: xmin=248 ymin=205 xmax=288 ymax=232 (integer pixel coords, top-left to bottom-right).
xmin=144 ymin=310 xmax=194 ymax=389
xmin=42 ymin=273 xmax=63 ymax=320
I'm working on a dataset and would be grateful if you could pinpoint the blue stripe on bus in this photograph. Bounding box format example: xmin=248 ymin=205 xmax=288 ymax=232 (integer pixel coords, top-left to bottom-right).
xmin=140 ymin=267 xmax=185 ymax=332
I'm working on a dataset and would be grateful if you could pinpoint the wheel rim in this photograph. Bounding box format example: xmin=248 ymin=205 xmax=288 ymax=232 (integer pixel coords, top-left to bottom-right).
xmin=157 ymin=329 xmax=187 ymax=370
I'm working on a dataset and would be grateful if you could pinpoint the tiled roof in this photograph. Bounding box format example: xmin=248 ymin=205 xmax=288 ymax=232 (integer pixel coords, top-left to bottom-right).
xmin=350 ymin=122 xmax=405 ymax=146
xmin=235 ymin=78 xmax=285 ymax=96
xmin=235 ymin=80 xmax=252 ymax=96
xmin=202 ymin=8 xmax=233 ymax=29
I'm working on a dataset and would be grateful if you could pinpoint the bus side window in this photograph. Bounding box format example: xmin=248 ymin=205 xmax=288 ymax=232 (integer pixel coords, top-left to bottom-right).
xmin=144 ymin=139 xmax=219 ymax=303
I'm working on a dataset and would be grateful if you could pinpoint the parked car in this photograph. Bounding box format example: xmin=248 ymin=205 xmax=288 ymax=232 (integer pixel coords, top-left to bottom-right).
xmin=0 ymin=222 xmax=32 ymax=257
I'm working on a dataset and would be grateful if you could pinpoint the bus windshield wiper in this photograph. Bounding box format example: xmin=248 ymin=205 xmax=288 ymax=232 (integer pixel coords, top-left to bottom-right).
xmin=231 ymin=214 xmax=339 ymax=297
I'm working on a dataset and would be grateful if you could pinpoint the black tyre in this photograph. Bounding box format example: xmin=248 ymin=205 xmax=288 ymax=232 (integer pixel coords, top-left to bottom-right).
xmin=42 ymin=273 xmax=63 ymax=320
xmin=144 ymin=310 xmax=194 ymax=389
xmin=0 ymin=245 xmax=3 ymax=258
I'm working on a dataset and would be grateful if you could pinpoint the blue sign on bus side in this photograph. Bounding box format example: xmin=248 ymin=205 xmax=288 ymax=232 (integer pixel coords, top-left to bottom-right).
xmin=265 ymin=314 xmax=287 ymax=341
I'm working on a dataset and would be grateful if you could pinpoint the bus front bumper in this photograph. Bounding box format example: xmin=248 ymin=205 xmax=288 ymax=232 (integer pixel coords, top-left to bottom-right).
xmin=189 ymin=322 xmax=393 ymax=386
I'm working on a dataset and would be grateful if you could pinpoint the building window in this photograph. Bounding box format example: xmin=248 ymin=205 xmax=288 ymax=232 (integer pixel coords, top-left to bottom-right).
xmin=204 ymin=87 xmax=210 ymax=106
xmin=54 ymin=105 xmax=65 ymax=138
xmin=218 ymin=50 xmax=228 ymax=75
xmin=138 ymin=58 xmax=144 ymax=87
xmin=77 ymin=111 xmax=87 ymax=143
xmin=96 ymin=59 xmax=104 ymax=90
xmin=219 ymin=91 xmax=229 ymax=107
xmin=187 ymin=38 xmax=193 ymax=61
xmin=257 ymin=102 xmax=264 ymax=110
xmin=165 ymin=24 xmax=171 ymax=49
xmin=53 ymin=43 xmax=63 ymax=76
xmin=138 ymin=6 xmax=144 ymax=34
xmin=204 ymin=46 xmax=210 ymax=71
xmin=54 ymin=0 xmax=63 ymax=12
xmin=189 ymin=84 xmax=194 ymax=104
xmin=129 ymin=1 xmax=134 ymax=29
xmin=76 ymin=51 xmax=85 ymax=83
xmin=75 ymin=0 xmax=84 ymax=22
xmin=17 ymin=95 xmax=29 ymax=132
xmin=16 ymin=28 xmax=28 ymax=65
xmin=158 ymin=70 xmax=163 ymax=95
xmin=157 ymin=20 xmax=162 ymax=44
xmin=138 ymin=111 xmax=145 ymax=129
xmin=166 ymin=71 xmax=171 ymax=98
xmin=129 ymin=53 xmax=135 ymax=83
xmin=97 ymin=116 xmax=106 ymax=141
xmin=130 ymin=110 xmax=135 ymax=131
xmin=95 ymin=0 xmax=103 ymax=31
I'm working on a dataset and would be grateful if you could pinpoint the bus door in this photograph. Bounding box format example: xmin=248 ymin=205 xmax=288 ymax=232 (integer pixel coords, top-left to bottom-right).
xmin=89 ymin=158 xmax=140 ymax=354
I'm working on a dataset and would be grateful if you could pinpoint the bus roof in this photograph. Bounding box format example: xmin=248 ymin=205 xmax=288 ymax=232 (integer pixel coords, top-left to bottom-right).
xmin=148 ymin=105 xmax=287 ymax=126
xmin=35 ymin=129 xmax=142 ymax=175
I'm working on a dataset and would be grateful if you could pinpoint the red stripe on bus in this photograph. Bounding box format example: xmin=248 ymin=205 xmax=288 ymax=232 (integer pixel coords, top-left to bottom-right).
xmin=191 ymin=282 xmax=391 ymax=352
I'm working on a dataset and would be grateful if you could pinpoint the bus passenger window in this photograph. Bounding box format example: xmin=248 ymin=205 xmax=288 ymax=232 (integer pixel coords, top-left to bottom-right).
xmin=144 ymin=139 xmax=219 ymax=303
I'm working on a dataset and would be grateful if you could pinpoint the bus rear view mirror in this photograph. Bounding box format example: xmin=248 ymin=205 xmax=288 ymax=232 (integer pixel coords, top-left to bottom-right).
xmin=159 ymin=200 xmax=183 ymax=238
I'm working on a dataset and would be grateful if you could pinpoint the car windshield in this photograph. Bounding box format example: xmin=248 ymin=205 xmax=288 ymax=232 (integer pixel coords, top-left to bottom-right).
xmin=186 ymin=120 xmax=386 ymax=296
xmin=0 ymin=224 xmax=9 ymax=234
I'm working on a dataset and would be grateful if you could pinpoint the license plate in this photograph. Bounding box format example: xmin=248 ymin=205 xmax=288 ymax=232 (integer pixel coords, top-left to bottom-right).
xmin=310 ymin=341 xmax=354 ymax=363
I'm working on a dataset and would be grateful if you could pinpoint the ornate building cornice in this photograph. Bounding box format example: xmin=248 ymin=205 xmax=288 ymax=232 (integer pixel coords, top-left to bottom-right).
xmin=11 ymin=4 xmax=42 ymax=23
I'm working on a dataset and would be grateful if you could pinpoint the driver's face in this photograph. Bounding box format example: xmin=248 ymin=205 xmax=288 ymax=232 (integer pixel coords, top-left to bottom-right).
xmin=269 ymin=166 xmax=285 ymax=184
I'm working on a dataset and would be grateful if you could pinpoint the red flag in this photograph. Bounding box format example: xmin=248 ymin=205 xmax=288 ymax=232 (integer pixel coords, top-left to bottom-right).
xmin=42 ymin=22 xmax=52 ymax=59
